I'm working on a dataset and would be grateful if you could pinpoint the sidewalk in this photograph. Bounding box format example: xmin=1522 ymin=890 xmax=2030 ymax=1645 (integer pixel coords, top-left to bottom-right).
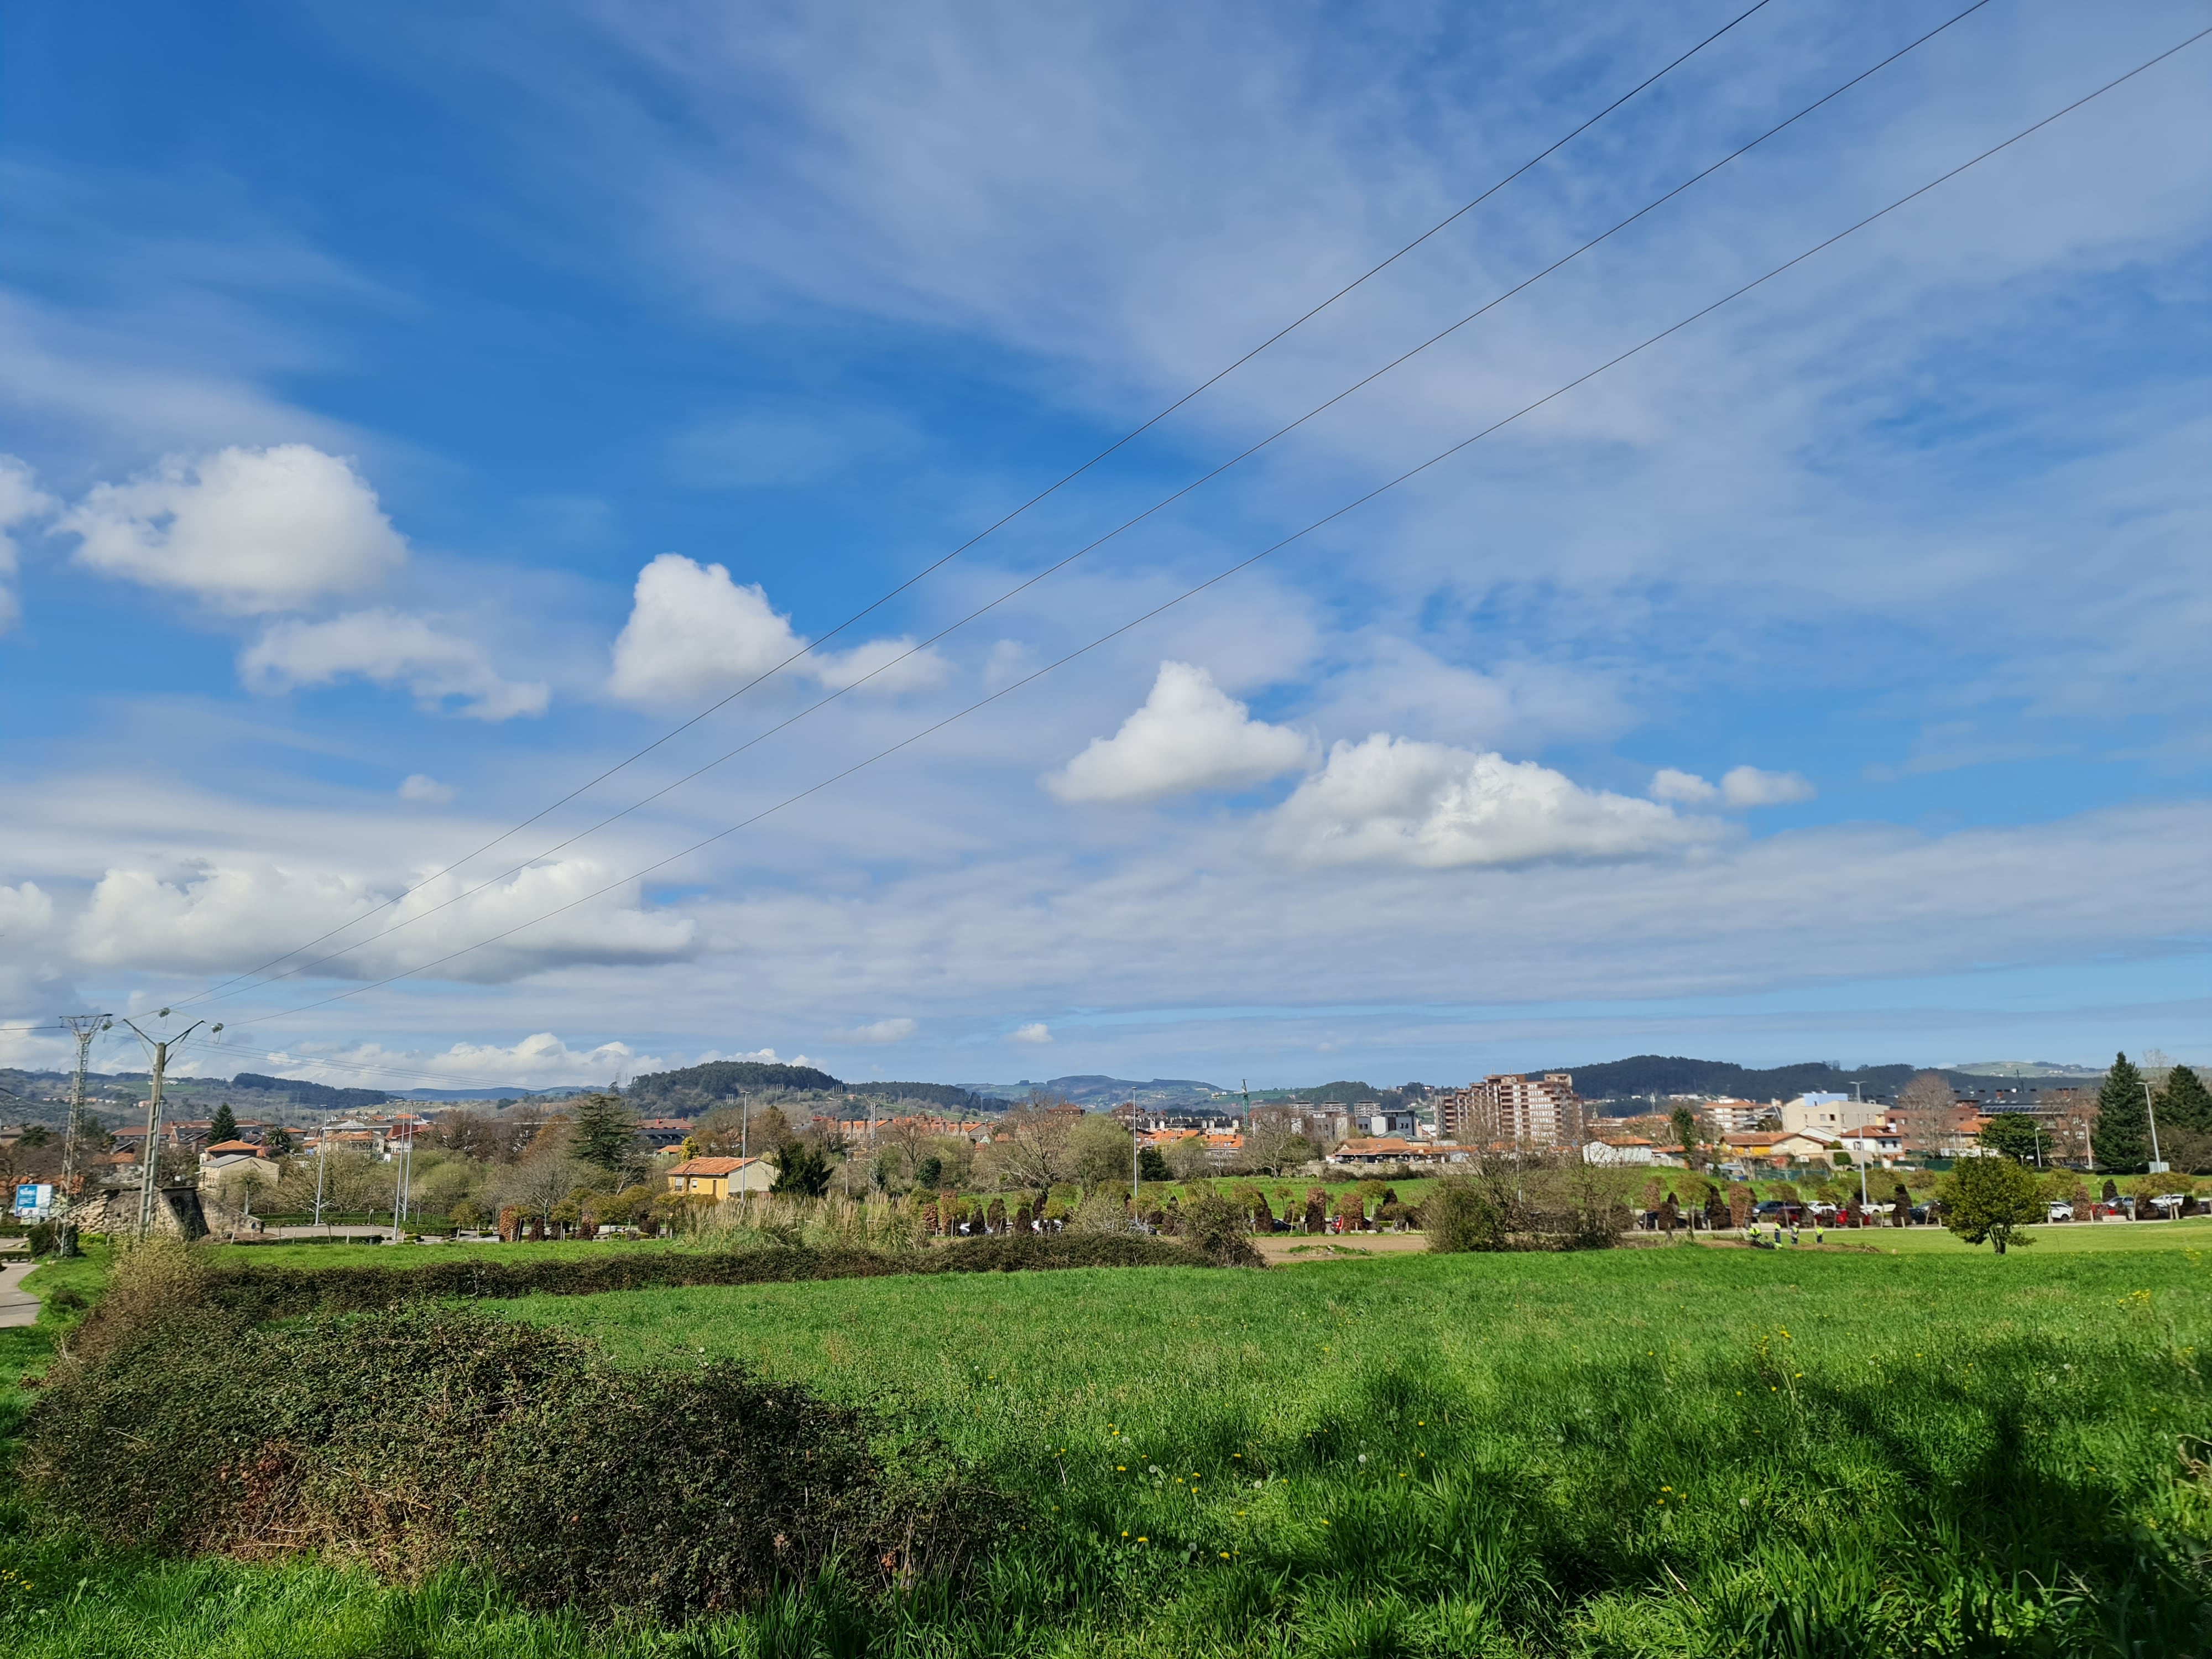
xmin=0 ymin=1260 xmax=39 ymax=1329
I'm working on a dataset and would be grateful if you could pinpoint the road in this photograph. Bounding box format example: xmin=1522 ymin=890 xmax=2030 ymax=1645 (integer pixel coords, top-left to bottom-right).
xmin=0 ymin=1259 xmax=39 ymax=1328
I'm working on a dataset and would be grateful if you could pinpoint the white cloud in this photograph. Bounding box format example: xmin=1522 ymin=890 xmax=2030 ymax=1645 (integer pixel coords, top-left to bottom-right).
xmin=240 ymin=609 xmax=549 ymax=721
xmin=608 ymin=552 xmax=948 ymax=705
xmin=1718 ymin=766 xmax=1815 ymax=807
xmin=0 ymin=454 xmax=57 ymax=633
xmin=1650 ymin=768 xmax=1719 ymax=804
xmin=1047 ymin=661 xmax=1315 ymax=804
xmin=259 ymin=1032 xmax=656 ymax=1091
xmin=61 ymin=445 xmax=406 ymax=612
xmin=1273 ymin=734 xmax=1714 ymax=868
xmin=1651 ymin=766 xmax=1815 ymax=807
xmin=609 ymin=553 xmax=803 ymax=702
xmin=398 ymin=774 xmax=456 ymax=804
xmin=70 ymin=856 xmax=693 ymax=983
xmin=0 ymin=880 xmax=55 ymax=942
xmin=810 ymin=634 xmax=951 ymax=695
xmin=829 ymin=1016 xmax=917 ymax=1044
xmin=1009 ymin=1022 xmax=1053 ymax=1045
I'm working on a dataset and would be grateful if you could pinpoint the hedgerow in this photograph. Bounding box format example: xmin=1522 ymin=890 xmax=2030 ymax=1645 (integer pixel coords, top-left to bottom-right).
xmin=23 ymin=1290 xmax=994 ymax=1623
xmin=182 ymin=1230 xmax=1225 ymax=1322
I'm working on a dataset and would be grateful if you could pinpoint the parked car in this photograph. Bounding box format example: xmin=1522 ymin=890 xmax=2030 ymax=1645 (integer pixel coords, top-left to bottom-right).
xmin=2046 ymin=1202 xmax=2074 ymax=1223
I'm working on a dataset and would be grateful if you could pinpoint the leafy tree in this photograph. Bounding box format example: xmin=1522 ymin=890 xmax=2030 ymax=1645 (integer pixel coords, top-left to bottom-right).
xmin=771 ymin=1140 xmax=833 ymax=1198
xmin=1066 ymin=1114 xmax=1133 ymax=1186
xmin=1669 ymin=1105 xmax=1700 ymax=1162
xmin=2158 ymin=1065 xmax=2212 ymax=1134
xmin=2091 ymin=1053 xmax=2150 ymax=1171
xmin=1977 ymin=1113 xmax=2045 ymax=1165
xmin=1938 ymin=1156 xmax=2043 ymax=1254
xmin=1137 ymin=1146 xmax=1172 ymax=1183
xmin=567 ymin=1092 xmax=640 ymax=1179
xmin=914 ymin=1154 xmax=943 ymax=1190
xmin=265 ymin=1125 xmax=293 ymax=1157
xmin=207 ymin=1103 xmax=238 ymax=1144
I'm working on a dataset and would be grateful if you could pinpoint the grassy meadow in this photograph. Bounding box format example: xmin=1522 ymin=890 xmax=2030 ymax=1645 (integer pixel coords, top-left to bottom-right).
xmin=1 ymin=1232 xmax=2206 ymax=1656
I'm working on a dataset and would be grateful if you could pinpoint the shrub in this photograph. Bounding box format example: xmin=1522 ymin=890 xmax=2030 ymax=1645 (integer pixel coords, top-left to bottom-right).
xmin=23 ymin=1301 xmax=993 ymax=1623
xmin=1179 ymin=1190 xmax=1265 ymax=1268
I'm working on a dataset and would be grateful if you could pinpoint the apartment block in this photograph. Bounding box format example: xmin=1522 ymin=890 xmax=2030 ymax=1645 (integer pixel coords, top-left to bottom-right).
xmin=1437 ymin=1072 xmax=1584 ymax=1147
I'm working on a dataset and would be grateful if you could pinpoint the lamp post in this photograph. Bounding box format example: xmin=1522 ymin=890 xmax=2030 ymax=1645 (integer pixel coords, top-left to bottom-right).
xmin=2144 ymin=1081 xmax=2168 ymax=1176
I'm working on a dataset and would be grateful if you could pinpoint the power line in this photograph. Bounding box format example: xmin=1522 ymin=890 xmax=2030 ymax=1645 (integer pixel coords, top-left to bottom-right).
xmin=171 ymin=1 xmax=1781 ymax=1007
xmin=217 ymin=25 xmax=2208 ymax=1032
xmin=176 ymin=0 xmax=1996 ymax=1008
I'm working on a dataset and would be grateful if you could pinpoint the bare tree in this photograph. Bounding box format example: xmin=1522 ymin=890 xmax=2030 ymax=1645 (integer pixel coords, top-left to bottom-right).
xmin=1893 ymin=1072 xmax=1957 ymax=1154
xmin=978 ymin=1103 xmax=1078 ymax=1190
xmin=491 ymin=1153 xmax=597 ymax=1229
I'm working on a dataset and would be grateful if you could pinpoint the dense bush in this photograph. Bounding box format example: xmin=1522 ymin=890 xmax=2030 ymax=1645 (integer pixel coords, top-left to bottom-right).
xmin=23 ymin=1269 xmax=992 ymax=1623
xmin=1422 ymin=1162 xmax=1631 ymax=1253
xmin=1177 ymin=1190 xmax=1265 ymax=1267
xmin=175 ymin=1230 xmax=1225 ymax=1322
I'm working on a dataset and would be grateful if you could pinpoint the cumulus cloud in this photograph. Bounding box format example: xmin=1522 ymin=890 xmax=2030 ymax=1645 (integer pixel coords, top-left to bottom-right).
xmin=239 ymin=609 xmax=549 ymax=720
xmin=0 ymin=881 xmax=55 ymax=941
xmin=1047 ymin=661 xmax=1315 ymax=804
xmin=828 ymin=1016 xmax=917 ymax=1044
xmin=1652 ymin=766 xmax=1816 ymax=807
xmin=0 ymin=455 xmax=58 ymax=633
xmin=61 ymin=445 xmax=406 ymax=612
xmin=398 ymin=773 xmax=456 ymax=804
xmin=1008 ymin=1022 xmax=1052 ymax=1044
xmin=609 ymin=553 xmax=945 ymax=703
xmin=71 ymin=857 xmax=692 ymax=983
xmin=1272 ymin=735 xmax=1714 ymax=869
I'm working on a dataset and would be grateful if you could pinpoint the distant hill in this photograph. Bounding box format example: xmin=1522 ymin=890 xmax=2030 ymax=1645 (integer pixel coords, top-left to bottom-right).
xmin=1001 ymin=1075 xmax=1223 ymax=1107
xmin=230 ymin=1072 xmax=392 ymax=1110
xmin=1554 ymin=1055 xmax=1919 ymax=1104
xmin=843 ymin=1081 xmax=994 ymax=1114
xmin=628 ymin=1060 xmax=846 ymax=1112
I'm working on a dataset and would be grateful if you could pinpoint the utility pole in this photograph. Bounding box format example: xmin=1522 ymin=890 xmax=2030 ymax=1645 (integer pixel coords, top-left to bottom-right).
xmin=121 ymin=1013 xmax=221 ymax=1242
xmin=313 ymin=1110 xmax=330 ymax=1230
xmin=56 ymin=1013 xmax=112 ymax=1257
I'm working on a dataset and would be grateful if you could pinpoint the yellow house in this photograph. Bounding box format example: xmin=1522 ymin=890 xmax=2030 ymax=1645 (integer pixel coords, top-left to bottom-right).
xmin=665 ymin=1155 xmax=776 ymax=1199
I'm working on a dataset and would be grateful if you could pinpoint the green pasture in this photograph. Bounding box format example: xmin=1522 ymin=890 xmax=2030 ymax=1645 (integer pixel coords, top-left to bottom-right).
xmin=497 ymin=1245 xmax=2205 ymax=1653
xmin=4 ymin=1239 xmax=2206 ymax=1655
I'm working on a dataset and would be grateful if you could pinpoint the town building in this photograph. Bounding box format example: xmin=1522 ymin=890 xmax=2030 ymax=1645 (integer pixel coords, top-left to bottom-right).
xmin=1701 ymin=1098 xmax=1771 ymax=1135
xmin=664 ymin=1155 xmax=776 ymax=1199
xmin=1437 ymin=1073 xmax=1583 ymax=1147
xmin=1778 ymin=1093 xmax=1889 ymax=1137
xmin=1720 ymin=1129 xmax=1843 ymax=1166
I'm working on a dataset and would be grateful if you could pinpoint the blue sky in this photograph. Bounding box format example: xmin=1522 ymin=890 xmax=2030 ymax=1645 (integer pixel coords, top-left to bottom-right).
xmin=1 ymin=0 xmax=2205 ymax=1093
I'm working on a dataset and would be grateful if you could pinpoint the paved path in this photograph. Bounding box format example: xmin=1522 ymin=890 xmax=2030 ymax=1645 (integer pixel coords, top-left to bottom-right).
xmin=0 ymin=1260 xmax=39 ymax=1329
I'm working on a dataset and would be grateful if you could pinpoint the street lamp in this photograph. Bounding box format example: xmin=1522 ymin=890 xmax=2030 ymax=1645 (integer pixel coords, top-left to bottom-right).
xmin=2145 ymin=1081 xmax=2168 ymax=1177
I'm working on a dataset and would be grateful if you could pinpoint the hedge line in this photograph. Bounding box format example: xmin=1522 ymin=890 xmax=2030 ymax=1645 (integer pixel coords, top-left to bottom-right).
xmin=199 ymin=1231 xmax=1221 ymax=1319
xmin=25 ymin=1300 xmax=992 ymax=1623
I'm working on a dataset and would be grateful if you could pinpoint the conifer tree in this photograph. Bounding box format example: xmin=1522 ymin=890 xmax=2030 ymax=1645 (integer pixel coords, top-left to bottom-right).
xmin=2091 ymin=1053 xmax=2150 ymax=1171
xmin=567 ymin=1092 xmax=641 ymax=1178
xmin=2158 ymin=1064 xmax=2212 ymax=1134
xmin=207 ymin=1102 xmax=238 ymax=1144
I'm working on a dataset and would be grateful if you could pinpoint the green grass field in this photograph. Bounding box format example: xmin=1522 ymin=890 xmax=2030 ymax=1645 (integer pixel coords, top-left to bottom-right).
xmin=3 ymin=1235 xmax=2205 ymax=1655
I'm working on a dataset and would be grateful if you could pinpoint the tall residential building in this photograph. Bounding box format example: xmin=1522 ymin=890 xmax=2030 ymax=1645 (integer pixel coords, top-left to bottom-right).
xmin=1702 ymin=1098 xmax=1771 ymax=1136
xmin=1438 ymin=1073 xmax=1583 ymax=1147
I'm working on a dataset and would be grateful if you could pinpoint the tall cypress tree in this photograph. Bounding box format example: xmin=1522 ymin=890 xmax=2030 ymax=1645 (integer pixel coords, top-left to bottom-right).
xmin=207 ymin=1102 xmax=238 ymax=1144
xmin=2158 ymin=1064 xmax=2212 ymax=1134
xmin=2091 ymin=1053 xmax=2150 ymax=1172
xmin=567 ymin=1092 xmax=640 ymax=1178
